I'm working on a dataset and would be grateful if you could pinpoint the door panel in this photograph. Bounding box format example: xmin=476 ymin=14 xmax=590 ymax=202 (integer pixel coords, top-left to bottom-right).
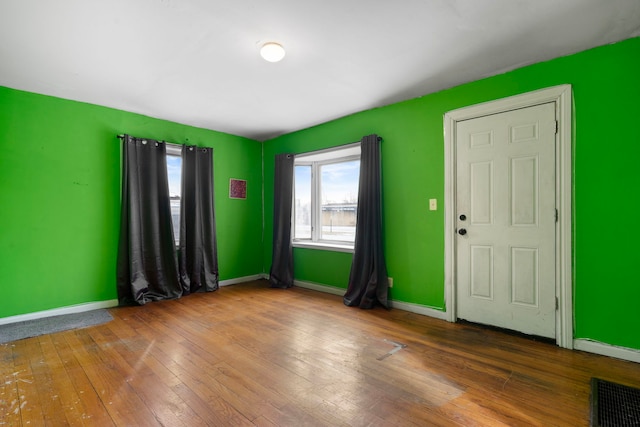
xmin=470 ymin=245 xmax=493 ymax=299
xmin=511 ymin=247 xmax=538 ymax=306
xmin=456 ymin=102 xmax=556 ymax=338
xmin=470 ymin=161 xmax=493 ymax=224
xmin=511 ymin=156 xmax=537 ymax=226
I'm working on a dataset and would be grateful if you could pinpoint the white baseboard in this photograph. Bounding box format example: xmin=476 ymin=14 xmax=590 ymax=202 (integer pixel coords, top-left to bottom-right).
xmin=0 ymin=300 xmax=119 ymax=326
xmin=0 ymin=274 xmax=268 ymax=326
xmin=219 ymin=274 xmax=266 ymax=287
xmin=574 ymin=338 xmax=640 ymax=363
xmin=389 ymin=300 xmax=448 ymax=320
xmin=294 ymin=279 xmax=345 ymax=296
xmin=294 ymin=279 xmax=447 ymax=319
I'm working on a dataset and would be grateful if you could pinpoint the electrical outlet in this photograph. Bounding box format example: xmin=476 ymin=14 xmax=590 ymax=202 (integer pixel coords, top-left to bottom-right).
xmin=388 ymin=277 xmax=393 ymax=288
xmin=429 ymin=198 xmax=437 ymax=211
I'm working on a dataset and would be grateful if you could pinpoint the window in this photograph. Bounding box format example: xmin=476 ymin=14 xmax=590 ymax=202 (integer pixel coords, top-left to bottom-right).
xmin=293 ymin=144 xmax=360 ymax=251
xmin=166 ymin=145 xmax=182 ymax=245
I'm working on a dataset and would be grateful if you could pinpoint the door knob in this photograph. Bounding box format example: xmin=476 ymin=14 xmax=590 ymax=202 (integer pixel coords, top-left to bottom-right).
xmin=458 ymin=228 xmax=467 ymax=235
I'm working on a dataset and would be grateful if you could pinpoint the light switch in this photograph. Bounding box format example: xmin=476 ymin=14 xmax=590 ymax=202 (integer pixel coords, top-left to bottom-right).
xmin=429 ymin=198 xmax=437 ymax=211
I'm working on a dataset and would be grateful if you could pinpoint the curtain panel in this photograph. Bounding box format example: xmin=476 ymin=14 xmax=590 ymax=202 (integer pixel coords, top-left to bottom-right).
xmin=117 ymin=135 xmax=182 ymax=305
xmin=269 ymin=153 xmax=295 ymax=288
xmin=179 ymin=145 xmax=219 ymax=294
xmin=343 ymin=134 xmax=389 ymax=309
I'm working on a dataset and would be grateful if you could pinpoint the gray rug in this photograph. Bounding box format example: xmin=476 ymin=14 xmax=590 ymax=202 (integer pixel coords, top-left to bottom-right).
xmin=0 ymin=309 xmax=113 ymax=344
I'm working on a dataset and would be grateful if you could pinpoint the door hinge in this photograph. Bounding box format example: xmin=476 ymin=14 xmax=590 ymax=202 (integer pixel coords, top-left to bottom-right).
xmin=556 ymin=297 xmax=559 ymax=310
xmin=555 ymin=120 xmax=559 ymax=134
xmin=555 ymin=209 xmax=558 ymax=222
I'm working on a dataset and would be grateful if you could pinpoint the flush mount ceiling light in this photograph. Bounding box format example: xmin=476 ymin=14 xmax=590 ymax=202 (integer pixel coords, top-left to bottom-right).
xmin=260 ymin=42 xmax=286 ymax=62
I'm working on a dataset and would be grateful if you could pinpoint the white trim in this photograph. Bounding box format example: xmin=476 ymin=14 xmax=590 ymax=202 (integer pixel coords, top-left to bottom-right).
xmin=556 ymin=86 xmax=573 ymax=350
xmin=388 ymin=300 xmax=448 ymax=321
xmin=219 ymin=274 xmax=266 ymax=287
xmin=294 ymin=279 xmax=345 ymax=295
xmin=293 ymin=241 xmax=354 ymax=253
xmin=574 ymin=339 xmax=640 ymax=364
xmin=443 ymin=85 xmax=573 ymax=349
xmin=165 ymin=144 xmax=183 ymax=156
xmin=0 ymin=300 xmax=119 ymax=326
xmin=294 ymin=279 xmax=447 ymax=320
xmin=295 ymin=142 xmax=360 ymax=162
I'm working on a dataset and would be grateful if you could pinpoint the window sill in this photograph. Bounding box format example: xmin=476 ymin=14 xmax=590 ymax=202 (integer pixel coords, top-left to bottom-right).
xmin=293 ymin=241 xmax=354 ymax=253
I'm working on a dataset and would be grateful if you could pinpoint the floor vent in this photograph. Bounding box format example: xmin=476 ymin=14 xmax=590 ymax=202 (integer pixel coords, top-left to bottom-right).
xmin=591 ymin=378 xmax=640 ymax=426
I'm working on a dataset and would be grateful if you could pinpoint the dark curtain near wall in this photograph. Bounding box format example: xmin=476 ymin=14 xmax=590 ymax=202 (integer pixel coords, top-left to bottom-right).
xmin=117 ymin=135 xmax=182 ymax=305
xmin=344 ymin=134 xmax=389 ymax=309
xmin=179 ymin=145 xmax=219 ymax=294
xmin=269 ymin=153 xmax=295 ymax=288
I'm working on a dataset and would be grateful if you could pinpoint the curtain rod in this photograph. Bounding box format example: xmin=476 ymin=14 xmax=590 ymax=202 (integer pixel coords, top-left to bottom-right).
xmin=117 ymin=134 xmax=183 ymax=148
xmin=348 ymin=136 xmax=382 ymax=144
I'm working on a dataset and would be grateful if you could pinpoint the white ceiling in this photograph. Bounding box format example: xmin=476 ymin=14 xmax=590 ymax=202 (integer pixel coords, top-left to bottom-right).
xmin=1 ymin=1 xmax=639 ymax=141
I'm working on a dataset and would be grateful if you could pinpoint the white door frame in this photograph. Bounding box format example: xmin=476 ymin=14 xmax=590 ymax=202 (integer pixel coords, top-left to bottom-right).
xmin=443 ymin=85 xmax=573 ymax=349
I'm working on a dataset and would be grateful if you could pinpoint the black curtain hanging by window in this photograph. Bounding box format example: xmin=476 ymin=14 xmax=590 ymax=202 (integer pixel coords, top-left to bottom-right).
xmin=117 ymin=135 xmax=182 ymax=305
xmin=179 ymin=145 xmax=219 ymax=294
xmin=344 ymin=134 xmax=389 ymax=309
xmin=269 ymin=153 xmax=295 ymax=288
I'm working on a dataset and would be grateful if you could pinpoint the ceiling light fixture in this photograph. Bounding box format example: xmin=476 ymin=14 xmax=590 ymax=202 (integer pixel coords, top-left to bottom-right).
xmin=260 ymin=42 xmax=286 ymax=63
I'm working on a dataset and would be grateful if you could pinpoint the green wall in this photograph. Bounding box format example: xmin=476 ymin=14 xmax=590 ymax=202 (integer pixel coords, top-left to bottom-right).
xmin=2 ymin=37 xmax=639 ymax=351
xmin=0 ymin=87 xmax=263 ymax=318
xmin=263 ymin=37 xmax=640 ymax=350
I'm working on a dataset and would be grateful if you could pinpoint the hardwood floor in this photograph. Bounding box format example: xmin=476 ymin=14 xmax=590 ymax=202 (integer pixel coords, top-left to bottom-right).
xmin=2 ymin=280 xmax=639 ymax=426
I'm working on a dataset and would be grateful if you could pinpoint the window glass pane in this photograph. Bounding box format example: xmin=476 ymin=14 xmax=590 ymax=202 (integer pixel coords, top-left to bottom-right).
xmin=320 ymin=160 xmax=360 ymax=243
xmin=166 ymin=155 xmax=182 ymax=244
xmin=294 ymin=165 xmax=312 ymax=239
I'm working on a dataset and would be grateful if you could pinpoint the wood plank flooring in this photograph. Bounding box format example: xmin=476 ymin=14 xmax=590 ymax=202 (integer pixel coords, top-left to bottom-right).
xmin=2 ymin=280 xmax=639 ymax=426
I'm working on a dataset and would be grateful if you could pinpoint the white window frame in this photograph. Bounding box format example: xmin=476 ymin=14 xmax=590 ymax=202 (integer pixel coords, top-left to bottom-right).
xmin=293 ymin=143 xmax=361 ymax=253
xmin=166 ymin=144 xmax=182 ymax=246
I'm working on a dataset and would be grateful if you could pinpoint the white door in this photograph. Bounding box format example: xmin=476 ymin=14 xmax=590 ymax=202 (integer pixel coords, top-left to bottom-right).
xmin=455 ymin=103 xmax=556 ymax=338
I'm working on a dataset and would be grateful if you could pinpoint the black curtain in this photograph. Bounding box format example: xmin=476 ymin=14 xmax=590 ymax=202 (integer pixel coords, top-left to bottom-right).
xmin=117 ymin=135 xmax=182 ymax=305
xmin=179 ymin=145 xmax=219 ymax=294
xmin=344 ymin=134 xmax=389 ymax=309
xmin=269 ymin=153 xmax=294 ymax=288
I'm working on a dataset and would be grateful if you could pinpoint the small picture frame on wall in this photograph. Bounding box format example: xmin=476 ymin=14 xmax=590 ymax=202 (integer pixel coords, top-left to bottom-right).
xmin=229 ymin=178 xmax=247 ymax=199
